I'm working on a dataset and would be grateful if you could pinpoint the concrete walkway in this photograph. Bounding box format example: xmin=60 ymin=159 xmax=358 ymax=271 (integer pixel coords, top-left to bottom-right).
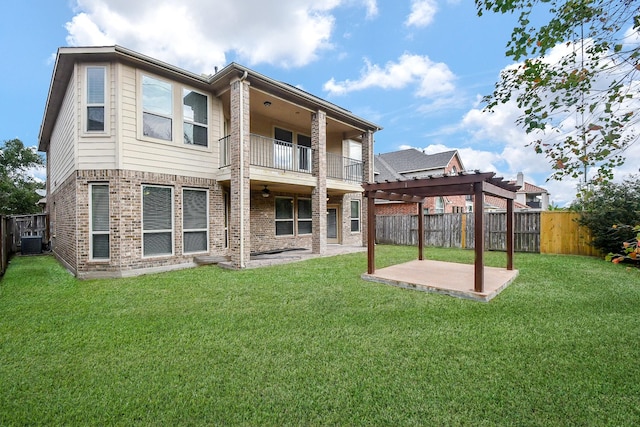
xmin=218 ymin=244 xmax=367 ymax=269
xmin=362 ymin=259 xmax=519 ymax=302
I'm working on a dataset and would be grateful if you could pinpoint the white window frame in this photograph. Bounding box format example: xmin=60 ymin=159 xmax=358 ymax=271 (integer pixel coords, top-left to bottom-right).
xmin=89 ymin=183 xmax=110 ymax=261
xmin=350 ymin=200 xmax=361 ymax=233
xmin=183 ymin=88 xmax=209 ymax=147
xmin=275 ymin=196 xmax=294 ymax=236
xmin=435 ymin=197 xmax=445 ymax=214
xmin=84 ymin=65 xmax=108 ymax=135
xmin=141 ymin=73 xmax=174 ymax=142
xmin=142 ymin=185 xmax=174 ymax=257
xmin=139 ymin=72 xmax=212 ymax=150
xmin=297 ymin=198 xmax=312 ymax=235
xmin=182 ymin=188 xmax=209 ymax=254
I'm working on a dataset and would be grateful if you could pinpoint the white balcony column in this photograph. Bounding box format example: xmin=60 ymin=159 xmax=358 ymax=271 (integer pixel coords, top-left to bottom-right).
xmin=229 ymin=76 xmax=251 ymax=268
xmin=311 ymin=110 xmax=327 ymax=254
xmin=361 ymin=130 xmax=374 ymax=247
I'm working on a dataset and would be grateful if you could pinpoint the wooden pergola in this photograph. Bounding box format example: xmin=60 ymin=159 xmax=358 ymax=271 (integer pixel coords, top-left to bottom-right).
xmin=364 ymin=171 xmax=520 ymax=293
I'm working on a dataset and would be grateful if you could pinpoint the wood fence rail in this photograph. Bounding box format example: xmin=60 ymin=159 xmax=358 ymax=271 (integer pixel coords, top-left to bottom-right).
xmin=0 ymin=214 xmax=49 ymax=276
xmin=375 ymin=211 xmax=597 ymax=256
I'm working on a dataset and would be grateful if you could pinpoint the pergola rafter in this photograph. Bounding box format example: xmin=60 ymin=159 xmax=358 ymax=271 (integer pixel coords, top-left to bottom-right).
xmin=364 ymin=171 xmax=520 ymax=293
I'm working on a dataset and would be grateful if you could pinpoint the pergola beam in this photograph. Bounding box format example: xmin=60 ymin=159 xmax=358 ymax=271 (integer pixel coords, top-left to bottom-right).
xmin=364 ymin=172 xmax=496 ymax=192
xmin=364 ymin=171 xmax=518 ymax=294
xmin=482 ymin=181 xmax=517 ymax=200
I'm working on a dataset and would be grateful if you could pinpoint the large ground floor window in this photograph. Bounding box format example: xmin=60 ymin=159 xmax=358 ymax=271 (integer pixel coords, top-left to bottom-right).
xmin=143 ymin=185 xmax=173 ymax=257
xmin=183 ymin=188 xmax=208 ymax=253
xmin=90 ymin=183 xmax=109 ymax=260
xmin=275 ymin=196 xmax=313 ymax=236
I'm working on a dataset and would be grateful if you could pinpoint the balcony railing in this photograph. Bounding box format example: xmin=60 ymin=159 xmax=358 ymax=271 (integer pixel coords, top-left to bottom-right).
xmin=250 ymin=134 xmax=312 ymax=174
xmin=218 ymin=134 xmax=364 ymax=183
xmin=327 ymin=152 xmax=363 ymax=183
xmin=219 ymin=135 xmax=230 ymax=168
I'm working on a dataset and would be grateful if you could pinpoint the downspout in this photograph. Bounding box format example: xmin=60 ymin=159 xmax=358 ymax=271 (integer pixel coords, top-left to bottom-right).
xmin=238 ymin=71 xmax=248 ymax=268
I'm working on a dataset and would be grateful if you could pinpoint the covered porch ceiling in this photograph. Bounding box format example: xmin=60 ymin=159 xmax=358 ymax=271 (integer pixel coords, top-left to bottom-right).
xmin=218 ymin=88 xmax=367 ymax=141
xmin=362 ymin=171 xmax=521 ymax=299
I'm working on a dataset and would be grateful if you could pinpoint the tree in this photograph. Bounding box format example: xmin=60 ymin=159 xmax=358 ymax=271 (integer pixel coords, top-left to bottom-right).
xmin=0 ymin=139 xmax=45 ymax=215
xmin=476 ymin=0 xmax=640 ymax=183
xmin=571 ymin=175 xmax=640 ymax=254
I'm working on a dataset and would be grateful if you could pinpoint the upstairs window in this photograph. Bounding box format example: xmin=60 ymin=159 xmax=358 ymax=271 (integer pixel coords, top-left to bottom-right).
xmin=183 ymin=89 xmax=208 ymax=147
xmin=86 ymin=67 xmax=105 ymax=132
xmin=142 ymin=75 xmax=173 ymax=141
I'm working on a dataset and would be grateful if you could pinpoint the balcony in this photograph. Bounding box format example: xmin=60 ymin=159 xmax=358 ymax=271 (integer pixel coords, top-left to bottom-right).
xmin=219 ymin=134 xmax=363 ymax=183
xmin=327 ymin=152 xmax=363 ymax=183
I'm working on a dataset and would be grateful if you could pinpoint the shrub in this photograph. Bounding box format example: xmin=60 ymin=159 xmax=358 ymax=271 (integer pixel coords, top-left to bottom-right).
xmin=572 ymin=175 xmax=640 ymax=255
xmin=605 ymin=224 xmax=640 ymax=267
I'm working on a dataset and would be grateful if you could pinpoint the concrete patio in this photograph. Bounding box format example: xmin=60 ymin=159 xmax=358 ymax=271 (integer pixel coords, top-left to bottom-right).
xmin=215 ymin=244 xmax=367 ymax=269
xmin=361 ymin=259 xmax=519 ymax=302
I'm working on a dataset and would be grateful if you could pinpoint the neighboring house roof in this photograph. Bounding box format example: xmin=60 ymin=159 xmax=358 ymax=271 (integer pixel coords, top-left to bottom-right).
xmin=373 ymin=148 xmax=463 ymax=183
xmin=373 ymin=154 xmax=405 ymax=182
xmin=514 ymin=181 xmax=548 ymax=194
xmin=484 ymin=195 xmax=529 ymax=210
xmin=39 ymin=45 xmax=382 ymax=151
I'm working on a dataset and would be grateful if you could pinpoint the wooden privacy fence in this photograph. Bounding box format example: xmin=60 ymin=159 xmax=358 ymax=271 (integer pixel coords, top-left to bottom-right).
xmin=376 ymin=211 xmax=597 ymax=256
xmin=0 ymin=214 xmax=49 ymax=275
xmin=539 ymin=211 xmax=600 ymax=257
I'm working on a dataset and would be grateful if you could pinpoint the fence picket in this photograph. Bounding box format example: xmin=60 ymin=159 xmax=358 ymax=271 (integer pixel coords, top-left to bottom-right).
xmin=376 ymin=212 xmax=542 ymax=253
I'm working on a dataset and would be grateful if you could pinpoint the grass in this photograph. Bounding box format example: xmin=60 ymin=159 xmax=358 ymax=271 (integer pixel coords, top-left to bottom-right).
xmin=1 ymin=246 xmax=639 ymax=426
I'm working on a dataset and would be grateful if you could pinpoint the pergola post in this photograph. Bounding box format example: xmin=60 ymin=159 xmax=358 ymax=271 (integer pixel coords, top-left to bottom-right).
xmin=474 ymin=183 xmax=484 ymax=293
xmin=367 ymin=193 xmax=376 ymax=274
xmin=418 ymin=201 xmax=424 ymax=261
xmin=506 ymin=198 xmax=514 ymax=270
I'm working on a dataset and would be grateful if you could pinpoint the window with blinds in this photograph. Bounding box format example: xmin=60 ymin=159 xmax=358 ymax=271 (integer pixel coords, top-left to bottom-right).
xmin=90 ymin=184 xmax=109 ymax=259
xmin=143 ymin=185 xmax=173 ymax=257
xmin=183 ymin=189 xmax=208 ymax=253
xmin=87 ymin=67 xmax=105 ymax=132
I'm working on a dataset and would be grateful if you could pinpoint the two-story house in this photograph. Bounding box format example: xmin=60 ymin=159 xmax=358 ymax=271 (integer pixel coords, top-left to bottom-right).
xmin=374 ymin=148 xmax=467 ymax=215
xmin=38 ymin=46 xmax=381 ymax=278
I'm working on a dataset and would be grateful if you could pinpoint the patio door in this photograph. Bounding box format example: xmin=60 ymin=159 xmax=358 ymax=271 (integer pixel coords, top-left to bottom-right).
xmin=327 ymin=206 xmax=339 ymax=244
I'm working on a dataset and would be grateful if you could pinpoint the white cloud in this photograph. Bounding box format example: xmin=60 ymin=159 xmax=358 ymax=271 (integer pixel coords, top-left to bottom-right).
xmin=65 ymin=0 xmax=374 ymax=73
xmin=323 ymin=53 xmax=456 ymax=97
xmin=405 ymin=0 xmax=438 ymax=28
xmin=362 ymin=0 xmax=378 ymax=18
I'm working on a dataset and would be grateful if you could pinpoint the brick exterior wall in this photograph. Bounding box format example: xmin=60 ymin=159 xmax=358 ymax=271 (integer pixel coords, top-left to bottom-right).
xmin=376 ymin=202 xmax=419 ymax=216
xmin=311 ymin=110 xmax=327 ymax=254
xmin=250 ymin=191 xmax=313 ymax=253
xmin=52 ymin=169 xmax=225 ymax=278
xmin=49 ymin=172 xmax=78 ymax=274
xmin=229 ymin=78 xmax=251 ymax=268
xmin=361 ymin=130 xmax=374 ymax=247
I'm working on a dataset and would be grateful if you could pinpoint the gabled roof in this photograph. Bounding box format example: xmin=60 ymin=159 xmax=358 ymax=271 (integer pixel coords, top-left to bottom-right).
xmin=39 ymin=45 xmax=382 ymax=151
xmin=485 ymin=195 xmax=529 ymax=210
xmin=510 ymin=181 xmax=548 ymax=194
xmin=373 ymin=148 xmax=462 ymax=183
xmin=377 ymin=148 xmax=460 ymax=173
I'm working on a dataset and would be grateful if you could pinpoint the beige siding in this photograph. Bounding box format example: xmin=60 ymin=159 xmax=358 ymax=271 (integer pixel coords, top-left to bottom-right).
xmin=78 ymin=63 xmax=117 ymax=170
xmin=118 ymin=65 xmax=223 ymax=178
xmin=49 ymin=68 xmax=77 ymax=192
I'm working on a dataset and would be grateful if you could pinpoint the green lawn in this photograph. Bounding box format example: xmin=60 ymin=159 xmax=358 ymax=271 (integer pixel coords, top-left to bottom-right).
xmin=1 ymin=246 xmax=639 ymax=426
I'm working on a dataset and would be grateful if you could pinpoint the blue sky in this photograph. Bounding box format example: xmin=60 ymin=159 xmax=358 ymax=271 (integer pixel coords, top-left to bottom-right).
xmin=2 ymin=0 xmax=638 ymax=205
